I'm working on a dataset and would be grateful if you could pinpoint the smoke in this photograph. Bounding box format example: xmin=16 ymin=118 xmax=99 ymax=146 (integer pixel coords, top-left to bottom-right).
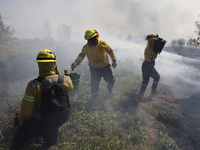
xmin=157 ymin=50 xmax=200 ymax=97
xmin=112 ymin=38 xmax=200 ymax=98
xmin=0 ymin=0 xmax=200 ymax=101
xmin=0 ymin=0 xmax=200 ymax=42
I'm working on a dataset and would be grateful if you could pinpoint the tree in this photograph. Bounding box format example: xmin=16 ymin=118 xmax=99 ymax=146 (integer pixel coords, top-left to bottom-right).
xmin=58 ymin=23 xmax=72 ymax=42
xmin=194 ymin=20 xmax=200 ymax=36
xmin=125 ymin=34 xmax=133 ymax=41
xmin=187 ymin=15 xmax=200 ymax=47
xmin=171 ymin=38 xmax=186 ymax=47
xmin=0 ymin=14 xmax=15 ymax=37
xmin=43 ymin=18 xmax=51 ymax=40
xmin=187 ymin=37 xmax=200 ymax=47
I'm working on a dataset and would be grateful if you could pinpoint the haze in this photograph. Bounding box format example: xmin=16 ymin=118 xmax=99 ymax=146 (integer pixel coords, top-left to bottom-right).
xmin=0 ymin=0 xmax=200 ymax=100
xmin=0 ymin=0 xmax=200 ymax=42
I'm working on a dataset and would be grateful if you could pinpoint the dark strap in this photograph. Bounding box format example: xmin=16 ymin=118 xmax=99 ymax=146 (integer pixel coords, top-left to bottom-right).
xmin=57 ymin=75 xmax=64 ymax=85
xmin=35 ymin=75 xmax=64 ymax=87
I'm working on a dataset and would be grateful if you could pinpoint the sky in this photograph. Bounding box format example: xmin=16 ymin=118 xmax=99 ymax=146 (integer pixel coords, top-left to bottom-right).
xmin=0 ymin=0 xmax=200 ymax=43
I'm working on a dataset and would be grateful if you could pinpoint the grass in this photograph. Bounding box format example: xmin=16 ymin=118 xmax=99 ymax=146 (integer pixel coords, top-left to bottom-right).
xmin=58 ymin=110 xmax=146 ymax=150
xmin=0 ymin=61 xmax=188 ymax=150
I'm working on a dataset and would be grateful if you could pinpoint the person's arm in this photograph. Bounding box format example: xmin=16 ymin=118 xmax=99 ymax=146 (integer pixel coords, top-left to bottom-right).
xmin=103 ymin=42 xmax=116 ymax=61
xmin=16 ymin=82 xmax=36 ymax=121
xmin=71 ymin=48 xmax=87 ymax=70
xmin=108 ymin=49 xmax=117 ymax=68
xmin=107 ymin=48 xmax=116 ymax=61
xmin=103 ymin=41 xmax=117 ymax=68
xmin=64 ymin=71 xmax=74 ymax=92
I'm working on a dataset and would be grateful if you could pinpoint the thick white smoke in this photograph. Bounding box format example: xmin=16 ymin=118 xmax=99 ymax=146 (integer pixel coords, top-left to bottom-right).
xmin=0 ymin=0 xmax=200 ymax=42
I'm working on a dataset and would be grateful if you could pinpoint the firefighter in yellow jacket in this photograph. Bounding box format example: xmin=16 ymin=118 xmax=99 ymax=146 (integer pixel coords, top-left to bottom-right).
xmin=12 ymin=49 xmax=73 ymax=150
xmin=138 ymin=33 xmax=160 ymax=98
xmin=71 ymin=29 xmax=117 ymax=98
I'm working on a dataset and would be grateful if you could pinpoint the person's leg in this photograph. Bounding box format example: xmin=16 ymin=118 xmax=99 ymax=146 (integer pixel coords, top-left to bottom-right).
xmin=90 ymin=66 xmax=102 ymax=98
xmin=12 ymin=116 xmax=42 ymax=149
xmin=139 ymin=62 xmax=151 ymax=97
xmin=102 ymin=64 xmax=115 ymax=94
xmin=150 ymin=67 xmax=160 ymax=95
xmin=42 ymin=125 xmax=59 ymax=150
xmin=139 ymin=76 xmax=150 ymax=97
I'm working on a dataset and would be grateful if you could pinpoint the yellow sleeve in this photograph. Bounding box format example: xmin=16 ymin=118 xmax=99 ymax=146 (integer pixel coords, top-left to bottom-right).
xmin=102 ymin=41 xmax=116 ymax=61
xmin=74 ymin=46 xmax=87 ymax=65
xmin=63 ymin=75 xmax=74 ymax=92
xmin=17 ymin=82 xmax=36 ymax=121
xmin=108 ymin=50 xmax=116 ymax=61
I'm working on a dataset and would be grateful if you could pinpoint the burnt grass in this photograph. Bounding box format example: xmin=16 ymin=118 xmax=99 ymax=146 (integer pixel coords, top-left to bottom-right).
xmin=160 ymin=46 xmax=200 ymax=150
xmin=158 ymin=93 xmax=200 ymax=150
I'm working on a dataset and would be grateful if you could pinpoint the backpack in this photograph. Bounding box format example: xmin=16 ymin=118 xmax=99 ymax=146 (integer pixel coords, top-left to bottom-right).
xmin=36 ymin=75 xmax=70 ymax=127
xmin=153 ymin=37 xmax=167 ymax=53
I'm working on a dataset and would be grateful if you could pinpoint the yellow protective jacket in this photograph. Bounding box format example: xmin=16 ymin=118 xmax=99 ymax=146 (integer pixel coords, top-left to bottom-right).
xmin=17 ymin=62 xmax=74 ymax=121
xmin=144 ymin=39 xmax=158 ymax=62
xmin=74 ymin=40 xmax=116 ymax=68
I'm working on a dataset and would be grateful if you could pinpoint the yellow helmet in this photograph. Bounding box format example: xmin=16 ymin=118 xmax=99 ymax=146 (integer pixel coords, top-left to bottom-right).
xmin=84 ymin=29 xmax=99 ymax=40
xmin=35 ymin=49 xmax=57 ymax=62
xmin=146 ymin=33 xmax=159 ymax=40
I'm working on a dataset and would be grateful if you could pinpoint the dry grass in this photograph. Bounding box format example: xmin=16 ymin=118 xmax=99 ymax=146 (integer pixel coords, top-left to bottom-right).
xmin=1 ymin=61 xmax=199 ymax=150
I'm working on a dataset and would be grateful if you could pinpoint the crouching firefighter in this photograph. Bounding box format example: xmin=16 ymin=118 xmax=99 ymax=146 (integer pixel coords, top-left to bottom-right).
xmin=138 ymin=33 xmax=164 ymax=98
xmin=12 ymin=49 xmax=74 ymax=150
xmin=71 ymin=29 xmax=117 ymax=98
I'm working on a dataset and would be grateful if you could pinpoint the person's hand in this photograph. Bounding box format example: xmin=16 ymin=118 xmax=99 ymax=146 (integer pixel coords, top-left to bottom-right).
xmin=112 ymin=60 xmax=117 ymax=68
xmin=71 ymin=63 xmax=77 ymax=71
xmin=13 ymin=113 xmax=19 ymax=126
xmin=64 ymin=70 xmax=71 ymax=77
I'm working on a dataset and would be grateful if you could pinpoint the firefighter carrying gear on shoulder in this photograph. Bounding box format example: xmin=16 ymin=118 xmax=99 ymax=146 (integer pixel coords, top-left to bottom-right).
xmin=138 ymin=33 xmax=164 ymax=98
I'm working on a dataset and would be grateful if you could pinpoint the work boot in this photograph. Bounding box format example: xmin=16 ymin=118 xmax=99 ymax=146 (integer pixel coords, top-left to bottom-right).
xmin=151 ymin=82 xmax=158 ymax=96
xmin=48 ymin=145 xmax=59 ymax=150
xmin=108 ymin=87 xmax=113 ymax=95
xmin=138 ymin=90 xmax=145 ymax=101
xmin=149 ymin=90 xmax=159 ymax=99
xmin=92 ymin=93 xmax=99 ymax=99
xmin=138 ymin=85 xmax=147 ymax=99
xmin=138 ymin=91 xmax=144 ymax=97
xmin=148 ymin=91 xmax=158 ymax=100
xmin=151 ymin=90 xmax=158 ymax=95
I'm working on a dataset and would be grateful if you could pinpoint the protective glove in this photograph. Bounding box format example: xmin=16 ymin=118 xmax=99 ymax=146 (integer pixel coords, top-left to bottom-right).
xmin=112 ymin=60 xmax=117 ymax=69
xmin=71 ymin=63 xmax=77 ymax=71
xmin=64 ymin=70 xmax=71 ymax=77
xmin=13 ymin=112 xmax=19 ymax=126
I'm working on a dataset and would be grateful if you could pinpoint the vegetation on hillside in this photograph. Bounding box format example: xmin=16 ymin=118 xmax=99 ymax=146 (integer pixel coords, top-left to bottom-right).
xmin=0 ymin=14 xmax=15 ymax=38
xmin=0 ymin=14 xmax=81 ymax=82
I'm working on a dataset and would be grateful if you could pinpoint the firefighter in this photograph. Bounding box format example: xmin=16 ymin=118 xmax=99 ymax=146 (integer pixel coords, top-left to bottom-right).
xmin=138 ymin=33 xmax=160 ymax=98
xmin=71 ymin=29 xmax=117 ymax=98
xmin=12 ymin=49 xmax=74 ymax=150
